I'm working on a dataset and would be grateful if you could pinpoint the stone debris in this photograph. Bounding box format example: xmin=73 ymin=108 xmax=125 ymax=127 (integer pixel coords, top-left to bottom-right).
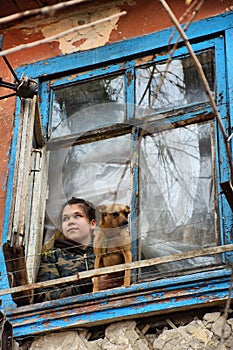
xmin=152 ymin=314 xmax=233 ymax=350
xmin=21 ymin=313 xmax=233 ymax=350
xmin=26 ymin=321 xmax=152 ymax=350
xmin=26 ymin=331 xmax=90 ymax=350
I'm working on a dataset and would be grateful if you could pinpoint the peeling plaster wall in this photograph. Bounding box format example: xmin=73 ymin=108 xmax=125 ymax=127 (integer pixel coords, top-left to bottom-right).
xmin=41 ymin=2 xmax=128 ymax=54
xmin=0 ymin=0 xmax=231 ymax=239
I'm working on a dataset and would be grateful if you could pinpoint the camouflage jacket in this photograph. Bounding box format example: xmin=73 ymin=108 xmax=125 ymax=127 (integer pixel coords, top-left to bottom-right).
xmin=35 ymin=238 xmax=95 ymax=303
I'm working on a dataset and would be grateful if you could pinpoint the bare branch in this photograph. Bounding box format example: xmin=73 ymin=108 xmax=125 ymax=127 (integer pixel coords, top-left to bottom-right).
xmin=158 ymin=0 xmax=233 ymax=181
xmin=150 ymin=0 xmax=204 ymax=109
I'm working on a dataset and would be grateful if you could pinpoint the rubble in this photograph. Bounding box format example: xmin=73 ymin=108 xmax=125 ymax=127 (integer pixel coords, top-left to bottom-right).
xmin=20 ymin=312 xmax=233 ymax=350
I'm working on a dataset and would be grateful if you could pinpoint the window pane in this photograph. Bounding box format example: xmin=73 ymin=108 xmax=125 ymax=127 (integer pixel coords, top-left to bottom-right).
xmin=50 ymin=75 xmax=125 ymax=138
xmin=45 ymin=134 xmax=131 ymax=231
xmin=136 ymin=50 xmax=215 ymax=115
xmin=139 ymin=122 xmax=219 ymax=273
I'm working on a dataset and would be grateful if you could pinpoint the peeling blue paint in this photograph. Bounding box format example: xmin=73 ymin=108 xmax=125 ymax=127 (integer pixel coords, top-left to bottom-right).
xmin=7 ymin=267 xmax=233 ymax=338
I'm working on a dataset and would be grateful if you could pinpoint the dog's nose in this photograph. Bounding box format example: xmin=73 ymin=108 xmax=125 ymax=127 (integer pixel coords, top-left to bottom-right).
xmin=121 ymin=219 xmax=128 ymax=226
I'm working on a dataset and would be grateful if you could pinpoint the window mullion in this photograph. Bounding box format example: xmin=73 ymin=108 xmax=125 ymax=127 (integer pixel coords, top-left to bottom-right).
xmin=130 ymin=127 xmax=140 ymax=283
xmin=125 ymin=65 xmax=135 ymax=120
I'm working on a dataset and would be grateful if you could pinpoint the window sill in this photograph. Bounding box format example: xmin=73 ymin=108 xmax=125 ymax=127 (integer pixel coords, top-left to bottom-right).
xmin=6 ymin=266 xmax=232 ymax=338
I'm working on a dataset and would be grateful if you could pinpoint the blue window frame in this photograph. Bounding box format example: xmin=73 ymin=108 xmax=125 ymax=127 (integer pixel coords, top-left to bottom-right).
xmin=1 ymin=11 xmax=233 ymax=338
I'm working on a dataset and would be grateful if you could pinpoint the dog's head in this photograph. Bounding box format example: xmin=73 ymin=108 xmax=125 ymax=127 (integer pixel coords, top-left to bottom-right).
xmin=97 ymin=204 xmax=130 ymax=229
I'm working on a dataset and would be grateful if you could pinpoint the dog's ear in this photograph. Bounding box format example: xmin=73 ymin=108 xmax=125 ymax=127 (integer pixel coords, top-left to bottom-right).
xmin=125 ymin=205 xmax=130 ymax=214
xmin=96 ymin=204 xmax=107 ymax=216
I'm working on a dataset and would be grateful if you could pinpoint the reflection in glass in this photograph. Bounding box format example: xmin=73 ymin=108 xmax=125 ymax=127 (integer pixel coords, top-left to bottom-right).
xmin=51 ymin=75 xmax=125 ymax=138
xmin=136 ymin=50 xmax=215 ymax=115
xmin=45 ymin=134 xmax=131 ymax=231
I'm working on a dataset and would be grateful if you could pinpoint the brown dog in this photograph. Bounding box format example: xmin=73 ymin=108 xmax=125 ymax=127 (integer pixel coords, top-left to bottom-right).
xmin=93 ymin=204 xmax=132 ymax=292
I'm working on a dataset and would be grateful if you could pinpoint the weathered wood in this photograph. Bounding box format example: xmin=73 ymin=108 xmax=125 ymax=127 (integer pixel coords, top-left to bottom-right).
xmin=12 ymin=97 xmax=36 ymax=245
xmin=3 ymin=243 xmax=33 ymax=305
xmin=46 ymin=123 xmax=133 ymax=150
xmin=1 ymin=243 xmax=233 ymax=297
xmin=34 ymin=99 xmax=44 ymax=147
xmin=26 ymin=149 xmax=48 ymax=284
xmin=3 ymin=96 xmax=46 ymax=302
xmin=220 ymin=181 xmax=233 ymax=211
xmin=18 ymin=97 xmax=36 ymax=241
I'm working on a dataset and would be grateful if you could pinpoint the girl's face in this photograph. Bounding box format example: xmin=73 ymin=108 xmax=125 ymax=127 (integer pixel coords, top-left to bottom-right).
xmin=61 ymin=204 xmax=96 ymax=246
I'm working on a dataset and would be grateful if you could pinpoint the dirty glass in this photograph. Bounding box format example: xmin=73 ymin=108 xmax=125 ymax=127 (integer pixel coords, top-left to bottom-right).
xmin=139 ymin=121 xmax=219 ymax=275
xmin=50 ymin=75 xmax=125 ymax=138
xmin=45 ymin=50 xmax=219 ymax=275
xmin=45 ymin=134 xmax=131 ymax=232
xmin=45 ymin=120 xmax=219 ymax=275
xmin=136 ymin=50 xmax=215 ymax=116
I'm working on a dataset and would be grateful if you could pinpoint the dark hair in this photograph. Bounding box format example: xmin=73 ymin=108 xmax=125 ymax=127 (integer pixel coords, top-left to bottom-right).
xmin=61 ymin=197 xmax=96 ymax=222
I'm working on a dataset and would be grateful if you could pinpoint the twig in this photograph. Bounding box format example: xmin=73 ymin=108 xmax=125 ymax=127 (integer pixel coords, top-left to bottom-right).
xmin=150 ymin=0 xmax=204 ymax=109
xmin=0 ymin=11 xmax=127 ymax=58
xmin=166 ymin=318 xmax=177 ymax=329
xmin=0 ymin=0 xmax=92 ymax=27
xmin=158 ymin=0 xmax=233 ymax=181
xmin=141 ymin=324 xmax=151 ymax=335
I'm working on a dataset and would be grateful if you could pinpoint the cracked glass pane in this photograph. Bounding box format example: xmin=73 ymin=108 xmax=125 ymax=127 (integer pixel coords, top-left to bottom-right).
xmin=136 ymin=50 xmax=215 ymax=116
xmin=50 ymin=75 xmax=125 ymax=138
xmin=139 ymin=121 xmax=219 ymax=274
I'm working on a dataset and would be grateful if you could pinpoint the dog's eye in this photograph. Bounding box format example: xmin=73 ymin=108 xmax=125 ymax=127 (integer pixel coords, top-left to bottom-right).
xmin=112 ymin=212 xmax=119 ymax=218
